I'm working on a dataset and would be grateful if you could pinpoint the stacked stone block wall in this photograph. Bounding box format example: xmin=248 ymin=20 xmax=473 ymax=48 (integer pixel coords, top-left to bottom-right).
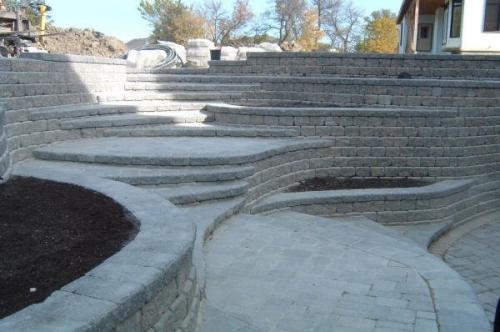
xmin=244 ymin=77 xmax=500 ymax=107
xmin=251 ymin=176 xmax=500 ymax=227
xmin=209 ymin=52 xmax=500 ymax=79
xmin=209 ymin=106 xmax=500 ymax=180
xmin=0 ymin=55 xmax=127 ymax=173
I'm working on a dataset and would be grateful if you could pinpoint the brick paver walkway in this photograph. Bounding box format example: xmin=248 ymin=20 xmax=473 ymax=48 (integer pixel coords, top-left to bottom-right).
xmin=201 ymin=212 xmax=489 ymax=332
xmin=444 ymin=215 xmax=500 ymax=326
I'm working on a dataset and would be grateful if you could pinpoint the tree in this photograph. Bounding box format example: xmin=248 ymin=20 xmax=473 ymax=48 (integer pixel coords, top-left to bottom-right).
xmin=269 ymin=0 xmax=307 ymax=45
xmin=219 ymin=0 xmax=253 ymax=45
xmin=139 ymin=0 xmax=204 ymax=44
xmin=201 ymin=0 xmax=227 ymax=44
xmin=297 ymin=9 xmax=324 ymax=51
xmin=311 ymin=0 xmax=340 ymax=30
xmin=358 ymin=9 xmax=399 ymax=54
xmin=322 ymin=0 xmax=363 ymax=52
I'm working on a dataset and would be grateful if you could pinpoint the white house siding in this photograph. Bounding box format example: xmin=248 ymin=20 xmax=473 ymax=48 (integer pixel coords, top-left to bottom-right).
xmin=433 ymin=8 xmax=445 ymax=53
xmin=399 ymin=17 xmax=409 ymax=53
xmin=460 ymin=0 xmax=500 ymax=53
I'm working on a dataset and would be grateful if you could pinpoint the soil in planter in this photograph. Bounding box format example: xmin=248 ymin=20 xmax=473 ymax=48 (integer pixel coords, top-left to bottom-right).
xmin=288 ymin=177 xmax=430 ymax=192
xmin=0 ymin=177 xmax=138 ymax=319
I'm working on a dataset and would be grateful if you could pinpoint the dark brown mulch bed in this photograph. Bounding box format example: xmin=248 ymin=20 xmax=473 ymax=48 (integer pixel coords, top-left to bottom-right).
xmin=288 ymin=177 xmax=430 ymax=192
xmin=0 ymin=177 xmax=138 ymax=319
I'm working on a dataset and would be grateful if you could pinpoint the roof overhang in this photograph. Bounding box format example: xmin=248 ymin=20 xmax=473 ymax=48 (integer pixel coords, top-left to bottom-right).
xmin=397 ymin=0 xmax=446 ymax=24
xmin=397 ymin=0 xmax=413 ymax=24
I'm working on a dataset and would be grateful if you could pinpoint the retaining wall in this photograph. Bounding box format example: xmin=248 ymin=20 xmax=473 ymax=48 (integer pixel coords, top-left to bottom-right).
xmin=0 ymin=56 xmax=204 ymax=331
xmin=0 ymin=54 xmax=127 ymax=177
xmin=0 ymin=170 xmax=199 ymax=331
xmin=251 ymin=176 xmax=500 ymax=223
xmin=209 ymin=52 xmax=500 ymax=79
xmin=209 ymin=105 xmax=500 ymax=179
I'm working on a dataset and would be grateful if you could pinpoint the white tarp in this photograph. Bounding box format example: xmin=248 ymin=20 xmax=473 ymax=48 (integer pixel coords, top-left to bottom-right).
xmin=126 ymin=49 xmax=167 ymax=70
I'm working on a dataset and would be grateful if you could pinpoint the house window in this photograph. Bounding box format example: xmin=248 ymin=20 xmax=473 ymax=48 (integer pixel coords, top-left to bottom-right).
xmin=450 ymin=0 xmax=463 ymax=38
xmin=484 ymin=0 xmax=500 ymax=31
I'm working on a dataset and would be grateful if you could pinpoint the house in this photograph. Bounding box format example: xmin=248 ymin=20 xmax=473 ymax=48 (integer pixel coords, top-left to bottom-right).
xmin=398 ymin=0 xmax=500 ymax=54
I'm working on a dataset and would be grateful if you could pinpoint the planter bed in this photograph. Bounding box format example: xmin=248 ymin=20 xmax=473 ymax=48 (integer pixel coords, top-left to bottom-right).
xmin=0 ymin=177 xmax=137 ymax=319
xmin=288 ymin=177 xmax=430 ymax=192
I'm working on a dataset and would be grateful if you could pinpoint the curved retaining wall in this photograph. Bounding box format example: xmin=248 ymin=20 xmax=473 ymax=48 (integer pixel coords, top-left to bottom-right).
xmin=209 ymin=105 xmax=500 ymax=179
xmin=0 ymin=54 xmax=127 ymax=178
xmin=0 ymin=56 xmax=201 ymax=332
xmin=0 ymin=169 xmax=199 ymax=332
xmin=250 ymin=174 xmax=500 ymax=227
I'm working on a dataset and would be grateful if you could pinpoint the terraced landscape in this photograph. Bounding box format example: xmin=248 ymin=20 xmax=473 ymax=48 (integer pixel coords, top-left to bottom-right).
xmin=0 ymin=52 xmax=499 ymax=331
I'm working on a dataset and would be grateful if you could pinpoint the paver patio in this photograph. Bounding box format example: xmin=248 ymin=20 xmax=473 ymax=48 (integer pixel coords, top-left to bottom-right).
xmin=445 ymin=212 xmax=500 ymax=327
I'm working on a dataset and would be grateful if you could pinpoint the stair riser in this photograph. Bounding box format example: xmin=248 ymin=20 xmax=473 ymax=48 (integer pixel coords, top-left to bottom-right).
xmin=209 ymin=64 xmax=500 ymax=79
xmin=124 ymin=84 xmax=258 ymax=92
xmin=29 ymin=104 xmax=208 ymax=121
xmin=60 ymin=115 xmax=214 ymax=130
xmin=106 ymin=170 xmax=254 ymax=186
xmin=33 ymin=141 xmax=333 ymax=167
xmin=4 ymin=94 xmax=98 ymax=111
xmin=109 ymin=94 xmax=241 ymax=102
xmin=244 ymin=91 xmax=500 ymax=108
xmin=127 ymin=75 xmax=262 ymax=84
xmin=151 ymin=185 xmax=249 ymax=205
xmin=102 ymin=127 xmax=299 ymax=138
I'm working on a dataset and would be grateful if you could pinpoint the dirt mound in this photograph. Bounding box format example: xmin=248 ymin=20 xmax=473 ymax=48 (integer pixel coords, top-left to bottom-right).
xmin=39 ymin=25 xmax=128 ymax=58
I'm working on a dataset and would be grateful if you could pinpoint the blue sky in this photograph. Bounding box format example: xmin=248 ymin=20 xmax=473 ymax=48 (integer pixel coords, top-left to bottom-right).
xmin=48 ymin=0 xmax=402 ymax=42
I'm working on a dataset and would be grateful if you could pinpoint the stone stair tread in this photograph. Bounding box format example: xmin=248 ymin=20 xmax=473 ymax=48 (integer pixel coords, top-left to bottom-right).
xmin=13 ymin=159 xmax=255 ymax=185
xmin=125 ymin=82 xmax=259 ymax=92
xmin=143 ymin=180 xmax=249 ymax=205
xmin=3 ymin=93 xmax=97 ymax=110
xmin=128 ymin=68 xmax=210 ymax=75
xmin=120 ymin=91 xmax=242 ymax=101
xmin=207 ymin=102 xmax=456 ymax=117
xmin=103 ymin=123 xmax=299 ymax=138
xmin=32 ymin=136 xmax=334 ymax=166
xmin=60 ymin=111 xmax=213 ymax=129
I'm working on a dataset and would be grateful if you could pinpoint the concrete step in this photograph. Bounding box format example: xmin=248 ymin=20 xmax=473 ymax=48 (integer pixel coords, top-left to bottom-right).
xmin=125 ymin=82 xmax=259 ymax=92
xmin=27 ymin=101 xmax=209 ymax=121
xmin=14 ymin=159 xmax=255 ymax=185
xmin=60 ymin=111 xmax=213 ymax=130
xmin=126 ymin=74 xmax=264 ymax=84
xmin=142 ymin=180 xmax=249 ymax=205
xmin=33 ymin=137 xmax=334 ymax=167
xmin=109 ymin=91 xmax=242 ymax=102
xmin=102 ymin=123 xmax=300 ymax=138
xmin=0 ymin=83 xmax=90 ymax=98
xmin=128 ymin=68 xmax=210 ymax=75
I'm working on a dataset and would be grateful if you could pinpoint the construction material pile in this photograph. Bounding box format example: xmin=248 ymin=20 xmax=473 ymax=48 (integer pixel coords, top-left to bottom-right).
xmin=39 ymin=25 xmax=127 ymax=58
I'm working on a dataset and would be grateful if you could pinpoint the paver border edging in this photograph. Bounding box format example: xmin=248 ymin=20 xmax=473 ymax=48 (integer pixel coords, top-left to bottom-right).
xmin=0 ymin=167 xmax=198 ymax=332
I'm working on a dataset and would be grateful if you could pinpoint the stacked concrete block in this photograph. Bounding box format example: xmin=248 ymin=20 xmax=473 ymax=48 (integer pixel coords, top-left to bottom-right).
xmin=186 ymin=39 xmax=215 ymax=68
xmin=246 ymin=77 xmax=500 ymax=108
xmin=209 ymin=52 xmax=500 ymax=79
xmin=0 ymin=171 xmax=200 ymax=332
xmin=0 ymin=54 xmax=128 ymax=168
xmin=208 ymin=104 xmax=500 ymax=179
